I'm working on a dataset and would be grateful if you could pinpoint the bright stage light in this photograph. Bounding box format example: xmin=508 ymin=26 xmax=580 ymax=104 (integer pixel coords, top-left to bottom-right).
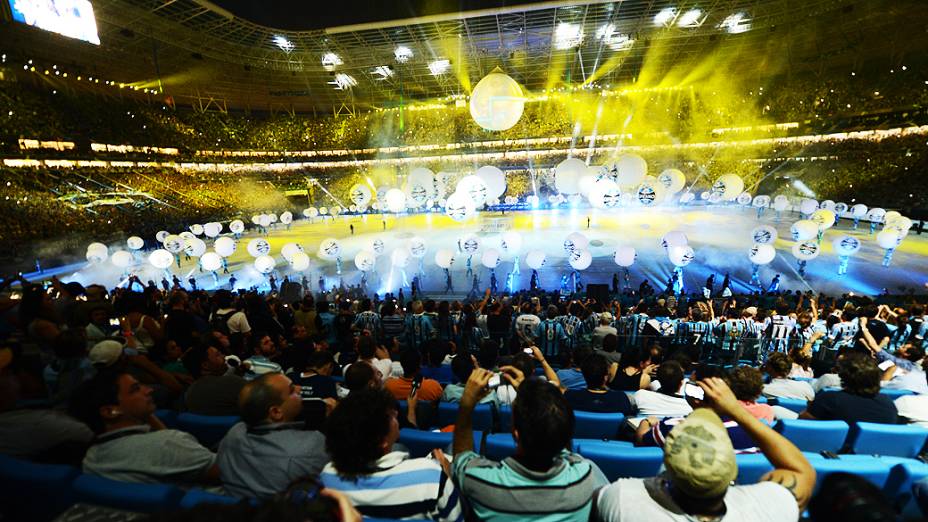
xmin=554 ymin=22 xmax=583 ymax=50
xmin=676 ymin=9 xmax=704 ymax=27
xmin=272 ymin=35 xmax=294 ymax=52
xmin=428 ymin=59 xmax=450 ymax=76
xmin=372 ymin=65 xmax=394 ymax=80
xmin=718 ymin=12 xmax=751 ymax=33
xmin=597 ymin=24 xmax=634 ymax=51
xmin=322 ymin=52 xmax=343 ymax=69
xmin=394 ymin=45 xmax=413 ymax=63
xmin=653 ymin=7 xmax=676 ymax=27
xmin=330 ymin=73 xmax=357 ymax=90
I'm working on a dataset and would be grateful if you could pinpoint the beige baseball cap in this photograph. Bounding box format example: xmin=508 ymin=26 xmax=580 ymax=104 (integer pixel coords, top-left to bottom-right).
xmin=89 ymin=340 xmax=125 ymax=367
xmin=663 ymin=408 xmax=738 ymax=499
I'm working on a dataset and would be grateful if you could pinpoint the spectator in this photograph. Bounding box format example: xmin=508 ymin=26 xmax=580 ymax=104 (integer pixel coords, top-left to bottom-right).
xmin=591 ymin=312 xmax=618 ymax=349
xmin=183 ymin=344 xmax=247 ymax=416
xmin=384 ymin=349 xmax=443 ymax=402
xmin=496 ymin=347 xmax=561 ymax=406
xmin=350 ymin=335 xmax=392 ymax=382
xmin=556 ymin=346 xmax=592 ymax=391
xmin=320 ymin=387 xmax=463 ymax=521
xmin=800 ymin=353 xmax=899 ymax=424
xmin=209 ymin=290 xmax=250 ymax=355
xmin=609 ymin=345 xmax=657 ymax=391
xmin=69 ymin=370 xmax=219 ymax=484
xmin=217 ymin=373 xmax=327 ymax=499
xmin=452 ymin=368 xmax=608 ymax=520
xmin=597 ymin=333 xmax=623 ymax=365
xmin=420 ymin=340 xmax=453 ymax=383
xmin=633 ymin=360 xmax=693 ymax=417
xmin=763 ymin=353 xmax=815 ymax=401
xmin=895 ymin=368 xmax=928 ymax=428
xmin=596 ymin=378 xmax=815 ymax=521
xmin=244 ymin=332 xmax=283 ymax=377
xmin=343 ymin=361 xmax=381 ymax=394
xmin=808 ymin=472 xmax=897 ymax=522
xmin=565 ymin=353 xmax=634 ymax=414
xmin=442 ymin=354 xmax=498 ymax=405
xmin=728 ymin=366 xmax=776 ymax=422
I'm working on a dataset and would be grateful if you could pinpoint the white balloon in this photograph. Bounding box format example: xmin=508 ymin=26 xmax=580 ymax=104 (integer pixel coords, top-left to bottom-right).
xmin=179 ymin=231 xmax=196 ymax=241
xmin=475 ymin=166 xmax=506 ymax=200
xmin=833 ymin=235 xmax=862 ymax=256
xmin=247 ymin=238 xmax=271 ymax=258
xmin=752 ymin=195 xmax=771 ymax=208
xmin=636 ymin=181 xmax=665 ymax=207
xmin=668 ymin=245 xmax=695 ymax=267
xmin=229 ymin=220 xmax=245 ymax=233
xmin=792 ymin=240 xmax=820 ymax=261
xmin=834 ymin=202 xmax=849 ymax=215
xmin=614 ymin=154 xmax=648 ymax=187
xmin=569 ymin=249 xmax=593 ymax=270
xmin=435 ymin=249 xmax=455 ymax=269
xmin=127 ymin=236 xmax=144 ymax=250
xmin=254 ymin=255 xmax=276 ymax=274
xmin=851 ymin=204 xmax=868 ymax=218
xmin=214 ymin=237 xmax=236 ymax=257
xmin=384 ymin=188 xmax=407 ymax=213
xmin=404 ymin=180 xmax=430 ymax=208
xmin=305 ymin=207 xmax=319 ymax=218
xmin=457 ymin=176 xmax=488 ymax=207
xmin=203 ymin=222 xmax=222 ymax=237
xmin=317 ymin=238 xmax=342 ymax=260
xmin=446 ymin=191 xmax=477 ymax=222
xmin=748 ymin=244 xmax=776 ymax=265
xmin=481 ymin=249 xmax=501 ymax=268
xmin=790 ymin=220 xmax=818 ymax=241
xmin=148 ymin=249 xmax=174 ymax=269
xmin=184 ymin=238 xmax=207 ymax=257
xmin=163 ymin=235 xmax=184 ymax=254
xmin=499 ymin=231 xmax=523 ymax=256
xmin=876 ymin=229 xmax=903 ymax=249
xmin=469 ymin=70 xmax=525 ymax=131
xmin=408 ymin=237 xmax=427 ymax=258
xmin=563 ymin=232 xmax=589 ymax=255
xmin=319 ymin=207 xmax=329 ymax=216
xmin=811 ymin=209 xmax=836 ymax=230
xmin=289 ymin=252 xmax=311 ymax=272
xmin=799 ymin=199 xmax=819 ymax=215
xmin=884 ymin=210 xmax=902 ymax=224
xmin=155 ymin=231 xmax=170 ymax=243
xmin=711 ymin=174 xmax=744 ymax=201
xmin=279 ymin=212 xmax=293 ymax=225
xmin=349 ymin=184 xmax=373 ymax=207
xmin=258 ymin=214 xmax=273 ymax=227
xmin=614 ymin=246 xmax=637 ymax=267
xmin=679 ymin=192 xmax=696 ymax=204
xmin=251 ymin=215 xmax=262 ymax=225
xmin=578 ymin=171 xmax=599 ymax=198
xmin=87 ymin=242 xmax=108 ymax=255
xmin=658 ymin=169 xmax=686 ymax=194
xmin=354 ymin=250 xmax=376 ymax=272
xmin=820 ymin=200 xmax=836 ymax=212
xmin=751 ymin=225 xmax=778 ymax=245
xmin=391 ymin=248 xmax=410 ymax=268
xmin=886 ymin=216 xmax=913 ymax=232
xmin=773 ymin=197 xmax=790 ymax=212
xmin=460 ymin=234 xmax=481 ymax=255
xmin=554 ymin=158 xmax=586 ymax=195
xmin=866 ymin=208 xmax=886 ymax=223
xmin=190 ymin=224 xmax=204 ymax=236
xmin=736 ymin=192 xmax=753 ymax=206
xmin=111 ymin=251 xmax=133 ymax=267
xmin=588 ymin=179 xmax=621 ymax=209
xmin=200 ymin=252 xmax=223 ymax=272
xmin=368 ymin=238 xmax=385 ymax=257
xmin=525 ymin=250 xmax=546 ymax=269
xmin=661 ymin=230 xmax=688 ymax=249
xmin=281 ymin=243 xmax=304 ymax=262
xmin=268 ymin=213 xmax=279 ymax=223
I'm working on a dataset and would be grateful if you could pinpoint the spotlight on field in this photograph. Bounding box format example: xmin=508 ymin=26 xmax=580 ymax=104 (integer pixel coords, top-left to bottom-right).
xmin=719 ymin=12 xmax=751 ymax=33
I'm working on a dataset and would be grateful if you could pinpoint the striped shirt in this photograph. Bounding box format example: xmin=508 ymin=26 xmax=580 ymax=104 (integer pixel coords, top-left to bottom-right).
xmin=618 ymin=313 xmax=648 ymax=348
xmin=451 ymin=449 xmax=608 ymax=521
xmin=320 ymin=451 xmax=462 ymax=521
xmin=354 ymin=311 xmax=381 ymax=339
xmin=535 ymin=319 xmax=568 ymax=358
xmin=763 ymin=315 xmax=799 ymax=352
xmin=557 ymin=315 xmax=585 ymax=350
xmin=829 ymin=320 xmax=858 ymax=350
xmin=406 ymin=314 xmax=436 ymax=350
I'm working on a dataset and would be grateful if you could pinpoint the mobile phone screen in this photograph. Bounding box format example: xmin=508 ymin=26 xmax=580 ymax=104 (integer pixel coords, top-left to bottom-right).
xmin=684 ymin=382 xmax=705 ymax=400
xmin=878 ymin=360 xmax=895 ymax=371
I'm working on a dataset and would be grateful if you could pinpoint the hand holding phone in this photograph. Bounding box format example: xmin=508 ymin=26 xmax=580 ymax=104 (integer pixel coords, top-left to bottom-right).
xmin=487 ymin=374 xmax=502 ymax=389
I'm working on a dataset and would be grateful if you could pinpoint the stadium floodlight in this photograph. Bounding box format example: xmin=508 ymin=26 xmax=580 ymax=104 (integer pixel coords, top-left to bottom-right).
xmin=330 ymin=73 xmax=357 ymax=90
xmin=273 ymin=35 xmax=294 ymax=52
xmin=718 ymin=12 xmax=751 ymax=33
xmin=428 ymin=59 xmax=450 ymax=76
xmin=676 ymin=9 xmax=704 ymax=27
xmin=554 ymin=22 xmax=583 ymax=50
xmin=596 ymin=23 xmax=634 ymax=51
xmin=653 ymin=7 xmax=676 ymax=26
xmin=322 ymin=52 xmax=343 ymax=69
xmin=372 ymin=66 xmax=394 ymax=79
xmin=394 ymin=45 xmax=413 ymax=63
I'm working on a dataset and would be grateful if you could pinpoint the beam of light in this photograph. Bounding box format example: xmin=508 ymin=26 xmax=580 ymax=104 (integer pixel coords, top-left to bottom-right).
xmin=719 ymin=12 xmax=751 ymax=34
xmin=792 ymin=180 xmax=816 ymax=198
xmin=554 ymin=22 xmax=584 ymax=50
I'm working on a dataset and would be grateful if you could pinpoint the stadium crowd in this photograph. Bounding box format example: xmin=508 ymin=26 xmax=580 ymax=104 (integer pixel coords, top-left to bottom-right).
xmin=1 ymin=269 xmax=928 ymax=520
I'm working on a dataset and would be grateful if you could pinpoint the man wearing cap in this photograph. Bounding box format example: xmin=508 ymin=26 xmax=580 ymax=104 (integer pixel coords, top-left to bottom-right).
xmin=595 ymin=377 xmax=815 ymax=521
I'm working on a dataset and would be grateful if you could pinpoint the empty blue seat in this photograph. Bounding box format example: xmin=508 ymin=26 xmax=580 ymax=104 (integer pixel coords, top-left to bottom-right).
xmin=576 ymin=441 xmax=664 ymax=481
xmin=808 ymin=455 xmax=893 ymax=492
xmin=845 ymin=422 xmax=928 ymax=458
xmin=398 ymin=428 xmax=483 ymax=457
xmin=879 ymin=388 xmax=915 ymax=400
xmin=435 ymin=402 xmax=494 ymax=431
xmin=735 ymin=453 xmax=774 ymax=484
xmin=774 ymin=419 xmax=849 ymax=453
xmin=155 ymin=409 xmax=179 ymax=429
xmin=770 ymin=397 xmax=808 ymax=414
xmin=71 ymin=474 xmax=184 ymax=513
xmin=0 ymin=454 xmax=80 ymax=521
xmin=176 ymin=413 xmax=241 ymax=447
xmin=179 ymin=488 xmax=243 ymax=509
xmin=484 ymin=433 xmax=517 ymax=460
xmin=573 ymin=411 xmax=625 ymax=440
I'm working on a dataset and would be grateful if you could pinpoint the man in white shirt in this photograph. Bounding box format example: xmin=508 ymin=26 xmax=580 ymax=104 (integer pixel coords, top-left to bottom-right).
xmin=633 ymin=360 xmax=693 ymax=417
xmin=595 ymin=378 xmax=815 ymax=522
xmin=895 ymin=370 xmax=928 ymax=428
xmin=763 ymin=352 xmax=815 ymax=400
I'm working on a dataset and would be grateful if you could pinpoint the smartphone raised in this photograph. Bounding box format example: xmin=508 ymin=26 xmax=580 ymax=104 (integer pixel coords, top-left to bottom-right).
xmin=684 ymin=382 xmax=705 ymax=400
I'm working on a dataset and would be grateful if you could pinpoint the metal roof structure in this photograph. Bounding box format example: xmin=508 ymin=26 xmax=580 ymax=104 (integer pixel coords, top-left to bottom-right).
xmin=1 ymin=0 xmax=924 ymax=113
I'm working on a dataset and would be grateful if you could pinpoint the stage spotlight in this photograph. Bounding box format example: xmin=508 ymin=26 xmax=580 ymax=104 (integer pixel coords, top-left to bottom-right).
xmin=330 ymin=73 xmax=357 ymax=90
xmin=428 ymin=59 xmax=450 ymax=76
xmin=718 ymin=12 xmax=751 ymax=33
xmin=372 ymin=65 xmax=394 ymax=79
xmin=554 ymin=22 xmax=583 ymax=50
xmin=653 ymin=7 xmax=676 ymax=27
xmin=676 ymin=9 xmax=704 ymax=27
xmin=394 ymin=45 xmax=413 ymax=63
xmin=272 ymin=35 xmax=294 ymax=52
xmin=322 ymin=52 xmax=343 ymax=69
xmin=792 ymin=180 xmax=816 ymax=198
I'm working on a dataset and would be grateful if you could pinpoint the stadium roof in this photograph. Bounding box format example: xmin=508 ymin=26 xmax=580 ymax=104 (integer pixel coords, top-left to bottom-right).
xmin=1 ymin=0 xmax=925 ymax=113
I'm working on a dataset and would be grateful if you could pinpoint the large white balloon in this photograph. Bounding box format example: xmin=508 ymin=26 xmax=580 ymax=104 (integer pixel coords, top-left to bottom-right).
xmin=87 ymin=242 xmax=108 ymax=256
xmin=790 ymin=220 xmax=818 ymax=241
xmin=305 ymin=207 xmax=320 ymax=218
xmin=499 ymin=231 xmax=523 ymax=256
xmin=317 ymin=238 xmax=342 ymax=260
xmin=792 ymin=240 xmax=820 ymax=261
xmin=833 ymin=235 xmax=862 ymax=256
xmin=408 ymin=237 xmax=427 ymax=258
xmin=163 ymin=235 xmax=185 ymax=254
xmin=461 ymin=234 xmax=481 ymax=255
xmin=179 ymin=231 xmax=196 ymax=241
xmin=190 ymin=224 xmax=204 ymax=236
xmin=819 ymin=200 xmax=836 ymax=212
xmin=834 ymin=202 xmax=849 ymax=215
xmin=290 ymin=252 xmax=311 ymax=271
xmin=866 ymin=208 xmax=886 ymax=223
xmin=588 ymin=179 xmax=621 ymax=209
xmin=773 ymin=197 xmax=790 ymax=212
xmin=203 ymin=222 xmax=222 ymax=238
xmin=156 ymin=230 xmax=170 ymax=243
xmin=446 ymin=191 xmax=477 ymax=222
xmin=184 ymin=237 xmax=207 ymax=257
xmin=525 ymin=250 xmax=546 ymax=269
xmin=661 ymin=230 xmax=688 ymax=249
xmin=214 ymin=237 xmax=236 ymax=257
xmin=876 ymin=229 xmax=903 ymax=249
xmin=884 ymin=210 xmax=902 ymax=224
xmin=368 ymin=238 xmax=385 ymax=257
xmin=481 ymin=249 xmax=501 ymax=268
xmin=229 ymin=220 xmax=245 ymax=234
xmin=614 ymin=154 xmax=647 ymax=187
xmin=258 ymin=214 xmax=273 ymax=227
xmin=635 ymin=180 xmax=665 ymax=207
xmin=110 ymin=250 xmax=133 ymax=268
xmin=149 ymin=249 xmax=174 ymax=269
xmin=354 ymin=251 xmax=376 ymax=272
xmin=247 ymin=238 xmax=271 ymax=258
xmin=668 ymin=245 xmax=695 ymax=267
xmin=751 ymin=225 xmax=778 ymax=245
xmin=748 ymin=244 xmax=776 ymax=265
xmin=563 ymin=232 xmax=589 ymax=255
xmin=281 ymin=243 xmax=304 ymax=262
xmin=279 ymin=212 xmax=293 ymax=225
xmin=851 ymin=204 xmax=868 ymax=218
xmin=391 ymin=248 xmax=410 ymax=268
xmin=736 ymin=192 xmax=753 ymax=206
xmin=752 ymin=195 xmax=771 ymax=208
xmin=254 ymin=255 xmax=276 ymax=274
xmin=404 ymin=179 xmax=431 ymax=208
xmin=127 ymin=236 xmax=144 ymax=250
xmin=200 ymin=252 xmax=223 ymax=272
xmin=799 ymin=199 xmax=819 ymax=216
xmin=658 ymin=169 xmax=686 ymax=194
xmin=469 ymin=70 xmax=525 ymax=131
xmin=348 ymin=184 xmax=373 ymax=207
xmin=569 ymin=249 xmax=593 ymax=270
xmin=383 ymin=189 xmax=406 ymax=213
xmin=554 ymin=158 xmax=586 ymax=195
xmin=457 ymin=176 xmax=488 ymax=207
xmin=711 ymin=174 xmax=744 ymax=201
xmin=811 ymin=209 xmax=836 ymax=230
xmin=614 ymin=246 xmax=636 ymax=267
xmin=435 ymin=249 xmax=455 ymax=269
xmin=475 ymin=166 xmax=506 ymax=199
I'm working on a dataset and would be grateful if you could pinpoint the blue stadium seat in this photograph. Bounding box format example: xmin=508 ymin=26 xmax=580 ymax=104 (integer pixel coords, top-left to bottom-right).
xmin=435 ymin=402 xmax=494 ymax=432
xmin=498 ymin=404 xmax=513 ymax=433
xmin=398 ymin=428 xmax=482 ymax=458
xmin=575 ymin=441 xmax=664 ymax=481
xmin=879 ymin=388 xmax=915 ymax=400
xmin=484 ymin=433 xmax=517 ymax=460
xmin=808 ymin=455 xmax=893 ymax=492
xmin=0 ymin=454 xmax=80 ymax=521
xmin=735 ymin=453 xmax=774 ymax=484
xmin=880 ymin=457 xmax=928 ymax=519
xmin=176 ymin=413 xmax=241 ymax=447
xmin=155 ymin=409 xmax=179 ymax=429
xmin=179 ymin=488 xmax=243 ymax=509
xmin=573 ymin=411 xmax=625 ymax=440
xmin=770 ymin=397 xmax=809 ymax=414
xmin=845 ymin=422 xmax=928 ymax=458
xmin=71 ymin=474 xmax=185 ymax=513
xmin=774 ymin=419 xmax=849 ymax=453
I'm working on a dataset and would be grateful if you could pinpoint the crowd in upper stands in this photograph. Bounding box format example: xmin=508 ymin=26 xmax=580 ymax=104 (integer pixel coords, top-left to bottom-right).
xmin=1 ymin=267 xmax=927 ymax=520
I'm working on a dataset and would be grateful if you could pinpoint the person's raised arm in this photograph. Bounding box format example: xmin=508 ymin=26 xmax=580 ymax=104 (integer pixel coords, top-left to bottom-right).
xmin=810 ymin=297 xmax=818 ymax=323
xmin=452 ymin=368 xmax=493 ymax=455
xmin=529 ymin=345 xmax=561 ymax=390
xmin=699 ymin=378 xmax=816 ymax=509
xmin=476 ymin=288 xmax=491 ymax=314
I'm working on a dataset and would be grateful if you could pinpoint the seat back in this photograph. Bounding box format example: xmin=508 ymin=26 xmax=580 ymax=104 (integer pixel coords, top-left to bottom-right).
xmin=484 ymin=433 xmax=517 ymax=461
xmin=774 ymin=419 xmax=849 ymax=453
xmin=176 ymin=413 xmax=241 ymax=448
xmin=179 ymin=489 xmax=243 ymax=509
xmin=575 ymin=442 xmax=663 ymax=481
xmin=769 ymin=397 xmax=808 ymax=414
xmin=879 ymin=389 xmax=914 ymax=400
xmin=735 ymin=453 xmax=774 ymax=484
xmin=573 ymin=411 xmax=625 ymax=440
xmin=398 ymin=428 xmax=482 ymax=458
xmin=0 ymin=454 xmax=80 ymax=521
xmin=845 ymin=422 xmax=928 ymax=458
xmin=155 ymin=409 xmax=179 ymax=429
xmin=809 ymin=456 xmax=893 ymax=492
xmin=72 ymin=474 xmax=185 ymax=513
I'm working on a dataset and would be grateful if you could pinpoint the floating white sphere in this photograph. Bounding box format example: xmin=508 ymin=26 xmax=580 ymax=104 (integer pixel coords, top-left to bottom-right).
xmin=563 ymin=232 xmax=589 ymax=255
xmin=349 ymin=184 xmax=373 ymax=207
xmin=792 ymin=240 xmax=821 ymax=261
xmin=190 ymin=224 xmax=204 ymax=236
xmin=87 ymin=242 xmax=108 ymax=255
xmin=614 ymin=154 xmax=648 ymax=187
xmin=554 ymin=158 xmax=586 ymax=195
xmin=460 ymin=234 xmax=481 ymax=255
xmin=368 ymin=238 xmax=385 ymax=257
xmin=289 ymin=252 xmax=311 ymax=272
xmin=614 ymin=246 xmax=637 ymax=267
xmin=281 ymin=243 xmax=304 ymax=262
xmin=384 ymin=188 xmax=407 ymax=213
xmin=499 ymin=231 xmax=523 ymax=256
xmin=658 ymin=169 xmax=686 ymax=194
xmin=636 ymin=180 xmax=665 ymax=207
xmin=525 ymin=250 xmax=546 ymax=269
xmin=834 ymin=202 xmax=849 ymax=215
xmin=179 ymin=231 xmax=196 ymax=241
xmin=163 ymin=235 xmax=185 ymax=254
xmin=810 ymin=209 xmax=836 ymax=230
xmin=435 ymin=249 xmax=455 ymax=269
xmin=305 ymin=208 xmax=319 ymax=218
xmin=354 ymin=250 xmax=376 ymax=272
xmin=569 ymin=249 xmax=593 ymax=270
xmin=751 ymin=225 xmax=778 ymax=245
xmin=481 ymin=248 xmax=501 ymax=268
xmin=799 ymin=199 xmax=819 ymax=215
xmin=247 ymin=238 xmax=271 ymax=258
xmin=279 ymin=212 xmax=293 ymax=225
xmin=204 ymin=222 xmax=223 ymax=236
xmin=588 ymin=179 xmax=621 ymax=209
xmin=748 ymin=244 xmax=776 ymax=265
xmin=457 ymin=175 xmax=488 ymax=207
xmin=126 ymin=236 xmax=144 ymax=250
xmin=866 ymin=208 xmax=886 ymax=223
xmin=833 ymin=236 xmax=862 ymax=256
xmin=711 ymin=174 xmax=744 ymax=201
xmin=148 ymin=249 xmax=174 ymax=269
xmin=155 ymin=230 xmax=170 ymax=243
xmin=851 ymin=204 xmax=868 ymax=218
xmin=229 ymin=220 xmax=245 ymax=233
xmin=391 ymin=248 xmax=410 ymax=268
xmin=318 ymin=207 xmax=328 ymax=216
xmin=254 ymin=255 xmax=276 ymax=274
xmin=790 ymin=220 xmax=818 ymax=241
xmin=469 ymin=70 xmax=525 ymax=131
xmin=475 ymin=166 xmax=506 ymax=200
xmin=773 ymin=197 xmax=790 ymax=212
xmin=404 ymin=179 xmax=431 ymax=208
xmin=86 ymin=249 xmax=107 ymax=264
xmin=214 ymin=236 xmax=236 ymax=257
xmin=876 ymin=229 xmax=903 ymax=249
xmin=184 ymin=237 xmax=207 ymax=257
xmin=736 ymin=192 xmax=753 ymax=206
xmin=408 ymin=237 xmax=427 ymax=258
xmin=668 ymin=245 xmax=695 ymax=267
xmin=884 ymin=210 xmax=902 ymax=224
xmin=445 ymin=191 xmax=477 ymax=222
xmin=661 ymin=230 xmax=688 ymax=249
xmin=200 ymin=252 xmax=223 ymax=272
xmin=752 ymin=195 xmax=771 ymax=208
xmin=258 ymin=214 xmax=273 ymax=227
xmin=109 ymin=250 xmax=133 ymax=268
xmin=820 ymin=200 xmax=836 ymax=212
xmin=317 ymin=238 xmax=341 ymax=260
